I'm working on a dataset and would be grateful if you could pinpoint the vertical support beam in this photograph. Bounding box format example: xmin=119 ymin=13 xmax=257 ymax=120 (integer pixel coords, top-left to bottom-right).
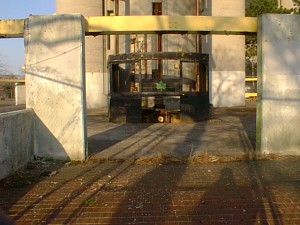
xmin=257 ymin=14 xmax=300 ymax=154
xmin=25 ymin=14 xmax=87 ymax=160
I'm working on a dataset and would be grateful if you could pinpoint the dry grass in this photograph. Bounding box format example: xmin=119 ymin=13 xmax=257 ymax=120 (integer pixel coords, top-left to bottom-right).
xmin=82 ymin=152 xmax=293 ymax=165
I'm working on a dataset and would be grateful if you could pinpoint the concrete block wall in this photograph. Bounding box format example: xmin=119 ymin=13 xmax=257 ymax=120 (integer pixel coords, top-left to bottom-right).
xmin=15 ymin=83 xmax=26 ymax=106
xmin=257 ymin=14 xmax=300 ymax=154
xmin=25 ymin=14 xmax=88 ymax=161
xmin=0 ymin=110 xmax=34 ymax=180
xmin=202 ymin=0 xmax=245 ymax=107
xmin=56 ymin=0 xmax=108 ymax=109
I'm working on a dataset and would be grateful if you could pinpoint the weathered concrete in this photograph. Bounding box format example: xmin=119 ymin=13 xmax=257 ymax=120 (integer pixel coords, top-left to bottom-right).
xmin=56 ymin=0 xmax=108 ymax=109
xmin=87 ymin=105 xmax=256 ymax=160
xmin=257 ymin=14 xmax=300 ymax=155
xmin=202 ymin=0 xmax=245 ymax=107
xmin=15 ymin=83 xmax=26 ymax=106
xmin=25 ymin=14 xmax=87 ymax=160
xmin=0 ymin=110 xmax=33 ymax=180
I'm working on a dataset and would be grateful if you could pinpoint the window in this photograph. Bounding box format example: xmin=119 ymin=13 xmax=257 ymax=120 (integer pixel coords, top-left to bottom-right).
xmin=152 ymin=2 xmax=162 ymax=15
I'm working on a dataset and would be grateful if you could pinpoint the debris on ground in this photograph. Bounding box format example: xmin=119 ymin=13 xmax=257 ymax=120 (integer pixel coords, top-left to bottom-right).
xmin=0 ymin=158 xmax=64 ymax=188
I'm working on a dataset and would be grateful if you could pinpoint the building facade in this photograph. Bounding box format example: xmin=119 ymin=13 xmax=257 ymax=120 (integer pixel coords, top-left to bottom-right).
xmin=56 ymin=0 xmax=246 ymax=108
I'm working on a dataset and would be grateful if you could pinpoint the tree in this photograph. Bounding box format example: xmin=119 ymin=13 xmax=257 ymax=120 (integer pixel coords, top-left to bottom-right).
xmin=0 ymin=56 xmax=9 ymax=75
xmin=246 ymin=0 xmax=291 ymax=17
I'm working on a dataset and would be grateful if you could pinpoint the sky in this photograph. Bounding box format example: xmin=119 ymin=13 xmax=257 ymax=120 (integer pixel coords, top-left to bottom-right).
xmin=0 ymin=0 xmax=55 ymax=75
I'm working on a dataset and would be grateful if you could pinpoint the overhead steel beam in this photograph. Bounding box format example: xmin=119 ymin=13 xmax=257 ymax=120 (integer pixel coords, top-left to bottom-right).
xmin=85 ymin=15 xmax=257 ymax=35
xmin=0 ymin=19 xmax=25 ymax=38
xmin=0 ymin=79 xmax=25 ymax=83
xmin=0 ymin=15 xmax=257 ymax=38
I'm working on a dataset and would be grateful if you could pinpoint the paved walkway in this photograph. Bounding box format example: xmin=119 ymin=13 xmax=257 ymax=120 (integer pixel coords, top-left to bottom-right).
xmin=87 ymin=105 xmax=256 ymax=162
xmin=1 ymin=157 xmax=300 ymax=225
xmin=1 ymin=102 xmax=300 ymax=224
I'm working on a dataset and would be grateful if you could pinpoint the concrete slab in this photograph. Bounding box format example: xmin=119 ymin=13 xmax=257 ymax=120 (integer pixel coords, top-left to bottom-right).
xmin=87 ymin=104 xmax=256 ymax=160
xmin=25 ymin=14 xmax=87 ymax=161
xmin=0 ymin=110 xmax=33 ymax=180
xmin=257 ymin=14 xmax=300 ymax=155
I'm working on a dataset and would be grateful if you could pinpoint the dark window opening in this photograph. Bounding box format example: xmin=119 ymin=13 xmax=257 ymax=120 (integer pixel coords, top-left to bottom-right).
xmin=152 ymin=2 xmax=162 ymax=15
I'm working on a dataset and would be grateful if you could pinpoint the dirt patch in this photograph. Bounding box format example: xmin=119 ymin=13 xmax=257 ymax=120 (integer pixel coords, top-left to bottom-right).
xmin=0 ymin=158 xmax=65 ymax=188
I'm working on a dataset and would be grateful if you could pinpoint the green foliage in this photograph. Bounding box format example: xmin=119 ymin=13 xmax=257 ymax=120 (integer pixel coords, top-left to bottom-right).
xmin=246 ymin=0 xmax=292 ymax=17
xmin=2 ymin=83 xmax=13 ymax=98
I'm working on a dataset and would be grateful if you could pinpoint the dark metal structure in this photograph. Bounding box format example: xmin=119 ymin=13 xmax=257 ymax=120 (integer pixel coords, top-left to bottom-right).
xmin=108 ymin=52 xmax=210 ymax=123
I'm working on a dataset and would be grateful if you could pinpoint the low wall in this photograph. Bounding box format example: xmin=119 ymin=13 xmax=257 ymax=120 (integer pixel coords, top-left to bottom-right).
xmin=15 ymin=83 xmax=26 ymax=106
xmin=0 ymin=110 xmax=34 ymax=180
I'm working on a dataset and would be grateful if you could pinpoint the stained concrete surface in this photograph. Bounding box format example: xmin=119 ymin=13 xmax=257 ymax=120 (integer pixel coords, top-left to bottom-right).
xmin=87 ymin=100 xmax=256 ymax=160
xmin=0 ymin=100 xmax=25 ymax=113
xmin=0 ymin=99 xmax=257 ymax=161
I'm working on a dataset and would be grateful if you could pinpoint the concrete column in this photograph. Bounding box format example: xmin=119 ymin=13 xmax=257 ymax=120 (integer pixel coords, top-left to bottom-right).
xmin=257 ymin=14 xmax=300 ymax=154
xmin=25 ymin=14 xmax=87 ymax=160
xmin=15 ymin=83 xmax=26 ymax=105
xmin=202 ymin=0 xmax=245 ymax=107
xmin=56 ymin=0 xmax=107 ymax=109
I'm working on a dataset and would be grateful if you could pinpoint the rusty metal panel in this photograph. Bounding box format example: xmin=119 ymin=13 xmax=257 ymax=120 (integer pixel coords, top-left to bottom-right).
xmin=110 ymin=95 xmax=142 ymax=123
xmin=180 ymin=93 xmax=210 ymax=122
xmin=108 ymin=52 xmax=209 ymax=64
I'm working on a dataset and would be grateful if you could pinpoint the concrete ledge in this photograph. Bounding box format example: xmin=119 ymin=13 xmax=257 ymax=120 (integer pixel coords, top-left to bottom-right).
xmin=0 ymin=109 xmax=34 ymax=180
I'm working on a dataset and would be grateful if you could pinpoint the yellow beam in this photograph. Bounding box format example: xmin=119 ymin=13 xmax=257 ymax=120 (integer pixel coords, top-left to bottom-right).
xmin=86 ymin=15 xmax=257 ymax=35
xmin=0 ymin=16 xmax=257 ymax=38
xmin=0 ymin=19 xmax=25 ymax=38
xmin=0 ymin=79 xmax=25 ymax=83
xmin=245 ymin=93 xmax=257 ymax=98
xmin=245 ymin=77 xmax=257 ymax=82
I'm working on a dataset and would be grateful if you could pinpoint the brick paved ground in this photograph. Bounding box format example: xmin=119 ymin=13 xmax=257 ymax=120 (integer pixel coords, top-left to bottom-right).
xmin=1 ymin=157 xmax=300 ymax=225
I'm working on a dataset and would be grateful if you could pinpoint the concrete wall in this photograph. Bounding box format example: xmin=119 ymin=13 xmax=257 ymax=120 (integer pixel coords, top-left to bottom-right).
xmin=280 ymin=0 xmax=294 ymax=9
xmin=25 ymin=14 xmax=87 ymax=160
xmin=15 ymin=83 xmax=26 ymax=105
xmin=0 ymin=110 xmax=34 ymax=180
xmin=202 ymin=0 xmax=245 ymax=107
xmin=56 ymin=0 xmax=108 ymax=109
xmin=257 ymin=14 xmax=300 ymax=155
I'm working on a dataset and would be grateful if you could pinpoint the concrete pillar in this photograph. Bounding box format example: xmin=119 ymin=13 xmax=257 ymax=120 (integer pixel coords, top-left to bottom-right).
xmin=15 ymin=83 xmax=26 ymax=105
xmin=202 ymin=0 xmax=245 ymax=107
xmin=257 ymin=14 xmax=300 ymax=155
xmin=56 ymin=0 xmax=108 ymax=109
xmin=25 ymin=14 xmax=87 ymax=160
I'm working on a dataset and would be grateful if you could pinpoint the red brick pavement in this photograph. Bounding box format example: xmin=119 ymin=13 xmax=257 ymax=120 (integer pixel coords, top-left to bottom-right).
xmin=1 ymin=157 xmax=300 ymax=225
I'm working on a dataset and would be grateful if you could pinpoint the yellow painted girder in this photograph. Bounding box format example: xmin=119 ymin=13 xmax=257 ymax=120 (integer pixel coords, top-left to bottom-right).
xmin=0 ymin=79 xmax=25 ymax=83
xmin=0 ymin=15 xmax=257 ymax=38
xmin=0 ymin=19 xmax=24 ymax=38
xmin=86 ymin=15 xmax=257 ymax=35
xmin=245 ymin=93 xmax=257 ymax=98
